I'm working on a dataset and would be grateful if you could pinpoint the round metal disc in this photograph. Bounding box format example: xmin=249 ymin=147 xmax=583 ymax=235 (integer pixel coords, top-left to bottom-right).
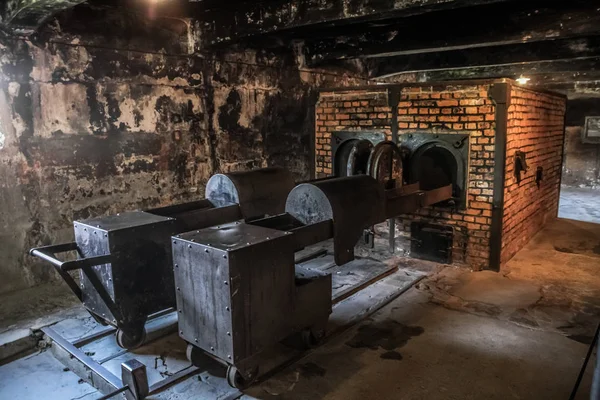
xmin=367 ymin=141 xmax=403 ymax=189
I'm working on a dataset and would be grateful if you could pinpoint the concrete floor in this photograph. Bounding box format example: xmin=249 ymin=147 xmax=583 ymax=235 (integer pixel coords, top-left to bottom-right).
xmin=245 ymin=292 xmax=591 ymax=400
xmin=0 ymin=282 xmax=86 ymax=361
xmin=245 ymin=218 xmax=600 ymax=399
xmin=559 ymin=185 xmax=600 ymax=224
xmin=1 ymin=218 xmax=600 ymax=399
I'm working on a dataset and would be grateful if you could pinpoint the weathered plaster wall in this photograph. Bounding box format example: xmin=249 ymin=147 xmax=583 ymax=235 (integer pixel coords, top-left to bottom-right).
xmin=562 ymin=98 xmax=600 ymax=188
xmin=0 ymin=12 xmax=367 ymax=294
xmin=562 ymin=126 xmax=600 ymax=188
xmin=209 ymin=48 xmax=362 ymax=175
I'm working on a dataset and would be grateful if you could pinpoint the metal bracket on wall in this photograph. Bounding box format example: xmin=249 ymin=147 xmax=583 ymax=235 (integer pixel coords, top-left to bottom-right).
xmin=488 ymin=82 xmax=512 ymax=271
xmin=514 ymin=150 xmax=528 ymax=184
xmin=387 ymin=87 xmax=401 ymax=253
xmin=536 ymin=166 xmax=544 ymax=188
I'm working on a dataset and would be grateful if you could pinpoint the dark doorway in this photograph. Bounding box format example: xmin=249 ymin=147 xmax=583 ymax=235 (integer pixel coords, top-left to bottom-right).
xmin=411 ymin=146 xmax=458 ymax=191
xmin=410 ymin=222 xmax=454 ymax=264
xmin=400 ymin=132 xmax=469 ymax=209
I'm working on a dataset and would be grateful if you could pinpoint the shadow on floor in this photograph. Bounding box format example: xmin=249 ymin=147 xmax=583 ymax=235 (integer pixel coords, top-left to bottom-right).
xmin=245 ymin=293 xmax=592 ymax=400
xmin=2 ymin=218 xmax=599 ymax=400
xmin=245 ymin=217 xmax=600 ymax=400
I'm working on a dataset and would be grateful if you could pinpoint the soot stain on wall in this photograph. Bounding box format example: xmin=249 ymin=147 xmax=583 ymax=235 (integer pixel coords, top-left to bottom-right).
xmin=563 ymin=99 xmax=600 ymax=188
xmin=0 ymin=6 xmax=368 ymax=294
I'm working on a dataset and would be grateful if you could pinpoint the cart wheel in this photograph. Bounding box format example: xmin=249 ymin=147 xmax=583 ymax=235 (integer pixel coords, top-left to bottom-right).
xmin=116 ymin=328 xmax=146 ymax=350
xmin=226 ymin=365 xmax=258 ymax=390
xmin=301 ymin=328 xmax=324 ymax=349
xmin=186 ymin=344 xmax=203 ymax=365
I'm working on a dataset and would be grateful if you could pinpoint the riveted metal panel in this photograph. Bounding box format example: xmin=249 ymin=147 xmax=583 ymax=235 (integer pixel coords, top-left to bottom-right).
xmin=229 ymin=238 xmax=295 ymax=362
xmin=74 ymin=222 xmax=115 ymax=323
xmin=399 ymin=131 xmax=470 ymax=209
xmin=174 ymin=222 xmax=295 ymax=364
xmin=286 ymin=175 xmax=385 ymax=265
xmin=173 ymin=236 xmax=234 ymax=361
xmin=109 ymin=217 xmax=177 ymax=325
xmin=75 ymin=211 xmax=177 ymax=327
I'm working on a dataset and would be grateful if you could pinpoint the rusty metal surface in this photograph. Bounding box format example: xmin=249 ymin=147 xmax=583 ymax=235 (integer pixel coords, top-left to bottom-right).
xmin=31 ymin=167 xmax=299 ymax=343
xmin=289 ymin=221 xmax=334 ymax=251
xmin=367 ymin=140 xmax=404 ymax=189
xmin=286 ymin=175 xmax=385 ymax=265
xmin=410 ymin=222 xmax=454 ymax=264
xmin=173 ymin=219 xmax=333 ymax=379
xmin=385 ymin=192 xmax=426 ymax=218
xmin=168 ymin=205 xmax=243 ymax=233
xmin=399 ymin=132 xmax=470 ymax=209
xmin=385 ymin=184 xmax=453 ymax=217
xmin=173 ymin=222 xmax=295 ymax=366
xmin=246 ymin=213 xmax=305 ymax=231
xmin=206 ymin=167 xmax=295 ymax=219
xmin=334 ymin=139 xmax=374 ymax=177
xmin=247 ymin=213 xmax=333 ymax=251
xmin=73 ymin=211 xmax=178 ymax=336
xmin=147 ymin=199 xmax=214 ymax=217
xmin=293 ymin=265 xmax=332 ymax=334
xmin=421 ymin=184 xmax=454 ymax=207
xmin=385 ymin=182 xmax=420 ymax=199
xmin=331 ymin=131 xmax=386 ymax=174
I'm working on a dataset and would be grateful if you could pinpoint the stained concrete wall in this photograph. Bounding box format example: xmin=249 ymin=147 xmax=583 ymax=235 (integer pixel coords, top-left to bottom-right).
xmin=0 ymin=9 xmax=367 ymax=294
xmin=562 ymin=98 xmax=600 ymax=188
xmin=562 ymin=127 xmax=600 ymax=188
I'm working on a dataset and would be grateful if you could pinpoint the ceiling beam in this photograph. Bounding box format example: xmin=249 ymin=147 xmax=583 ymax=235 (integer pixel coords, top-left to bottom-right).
xmin=522 ymin=71 xmax=600 ymax=84
xmin=200 ymin=0 xmax=514 ymax=48
xmin=537 ymin=80 xmax=600 ymax=94
xmin=370 ymin=36 xmax=600 ymax=79
xmin=304 ymin=2 xmax=600 ymax=66
xmin=377 ymin=58 xmax=600 ymax=85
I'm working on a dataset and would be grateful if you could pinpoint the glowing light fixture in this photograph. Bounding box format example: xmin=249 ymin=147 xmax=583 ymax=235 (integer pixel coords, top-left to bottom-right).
xmin=516 ymin=76 xmax=531 ymax=85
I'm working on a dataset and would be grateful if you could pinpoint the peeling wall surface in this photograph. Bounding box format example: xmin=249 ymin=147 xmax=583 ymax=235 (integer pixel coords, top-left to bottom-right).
xmin=563 ymin=126 xmax=600 ymax=188
xmin=562 ymin=99 xmax=600 ymax=188
xmin=0 ymin=10 xmax=366 ymax=294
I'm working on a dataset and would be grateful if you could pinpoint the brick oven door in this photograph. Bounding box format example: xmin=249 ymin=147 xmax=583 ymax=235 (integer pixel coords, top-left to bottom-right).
xmin=399 ymin=132 xmax=470 ymax=209
xmin=410 ymin=222 xmax=454 ymax=264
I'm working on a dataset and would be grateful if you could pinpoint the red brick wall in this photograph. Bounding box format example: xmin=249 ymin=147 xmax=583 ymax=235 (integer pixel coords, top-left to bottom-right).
xmin=397 ymin=85 xmax=496 ymax=269
xmin=316 ymin=91 xmax=391 ymax=175
xmin=315 ymin=82 xmax=566 ymax=270
xmin=501 ymin=87 xmax=566 ymax=264
xmin=316 ymin=84 xmax=496 ymax=270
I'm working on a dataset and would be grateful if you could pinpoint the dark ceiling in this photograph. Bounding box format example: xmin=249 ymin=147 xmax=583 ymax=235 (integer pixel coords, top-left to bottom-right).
xmin=1 ymin=0 xmax=600 ymax=96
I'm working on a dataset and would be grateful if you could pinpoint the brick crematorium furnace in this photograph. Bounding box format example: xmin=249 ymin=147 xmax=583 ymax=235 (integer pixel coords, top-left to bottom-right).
xmin=3 ymin=0 xmax=600 ymax=398
xmin=315 ymin=80 xmax=567 ymax=271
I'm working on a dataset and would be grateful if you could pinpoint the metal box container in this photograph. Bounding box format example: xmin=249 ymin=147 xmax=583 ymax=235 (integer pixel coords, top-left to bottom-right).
xmin=31 ymin=211 xmax=177 ymax=348
xmin=172 ymin=222 xmax=295 ymax=367
xmin=75 ymin=211 xmax=177 ymax=337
